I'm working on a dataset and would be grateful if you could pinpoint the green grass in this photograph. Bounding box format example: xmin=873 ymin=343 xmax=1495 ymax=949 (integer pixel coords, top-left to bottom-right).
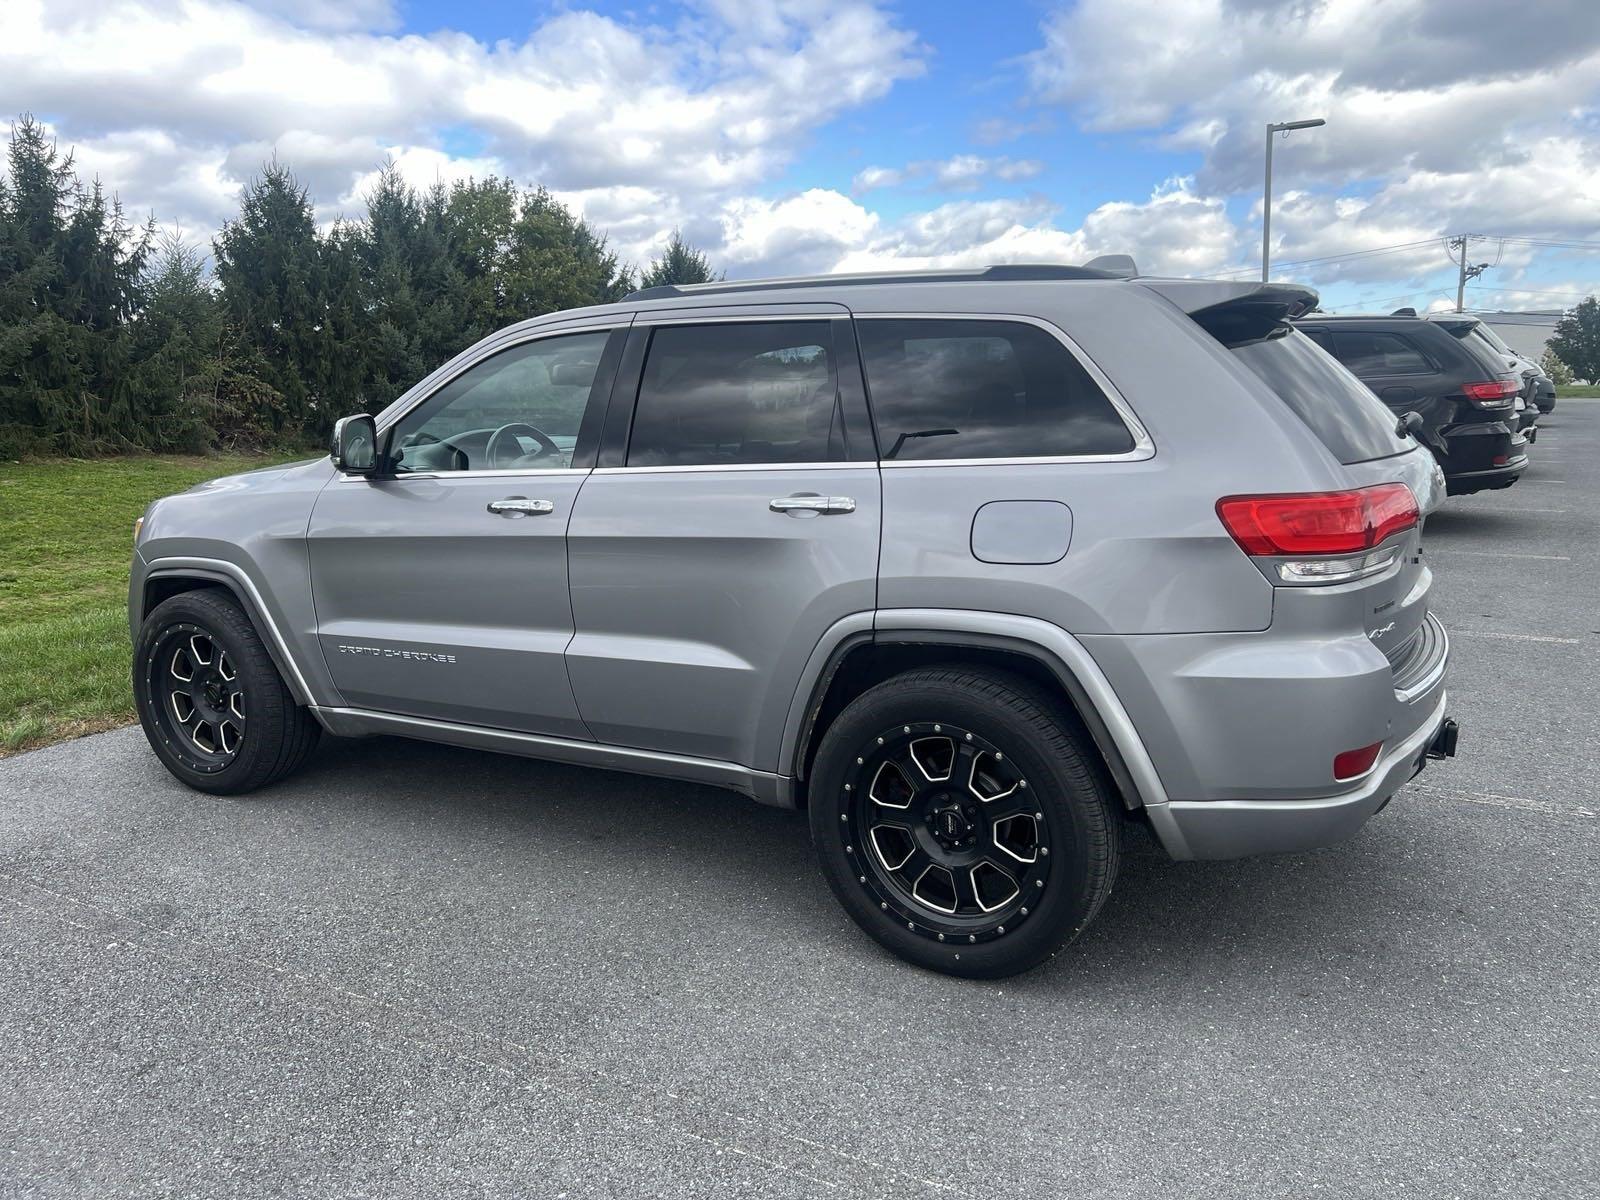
xmin=1556 ymin=384 xmax=1600 ymax=399
xmin=0 ymin=454 xmax=306 ymax=755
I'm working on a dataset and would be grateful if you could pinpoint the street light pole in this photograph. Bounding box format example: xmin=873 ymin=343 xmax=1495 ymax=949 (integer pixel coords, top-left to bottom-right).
xmin=1261 ymin=118 xmax=1326 ymax=282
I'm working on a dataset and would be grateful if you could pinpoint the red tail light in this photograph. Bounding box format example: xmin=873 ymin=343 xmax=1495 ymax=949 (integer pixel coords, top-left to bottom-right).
xmin=1334 ymin=741 xmax=1384 ymax=781
xmin=1216 ymin=484 xmax=1419 ymax=557
xmin=1462 ymin=378 xmax=1518 ymax=405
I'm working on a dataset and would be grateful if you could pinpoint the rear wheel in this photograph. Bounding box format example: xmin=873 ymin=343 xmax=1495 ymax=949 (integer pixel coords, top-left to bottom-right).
xmin=134 ymin=589 xmax=320 ymax=795
xmin=810 ymin=666 xmax=1120 ymax=978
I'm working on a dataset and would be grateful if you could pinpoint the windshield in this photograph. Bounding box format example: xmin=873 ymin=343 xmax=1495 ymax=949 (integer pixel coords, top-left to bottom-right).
xmin=1230 ymin=327 xmax=1411 ymax=464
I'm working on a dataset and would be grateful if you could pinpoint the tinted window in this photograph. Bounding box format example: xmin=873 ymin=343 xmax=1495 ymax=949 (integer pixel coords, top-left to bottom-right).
xmin=391 ymin=331 xmax=610 ymax=472
xmin=1231 ymin=328 xmax=1408 ymax=465
xmin=856 ymin=319 xmax=1134 ymax=461
xmin=627 ymin=322 xmax=842 ymax=467
xmin=1329 ymin=330 xmax=1432 ymax=376
xmin=1463 ymin=326 xmax=1519 ymax=372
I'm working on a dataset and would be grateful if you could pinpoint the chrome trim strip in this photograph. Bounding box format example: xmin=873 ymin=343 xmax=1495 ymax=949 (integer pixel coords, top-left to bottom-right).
xmin=1395 ymin=613 xmax=1450 ymax=704
xmin=341 ymin=467 xmax=589 ymax=483
xmin=310 ymin=706 xmax=778 ymax=801
xmin=592 ymin=461 xmax=877 ymax=475
xmin=141 ymin=556 xmax=317 ymax=706
xmin=633 ymin=312 xmax=851 ymax=327
xmin=853 ymin=311 xmax=1155 ymax=464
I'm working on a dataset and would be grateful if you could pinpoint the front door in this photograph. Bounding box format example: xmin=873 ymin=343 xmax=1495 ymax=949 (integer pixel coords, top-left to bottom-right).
xmin=565 ymin=313 xmax=880 ymax=769
xmin=307 ymin=324 xmax=625 ymax=738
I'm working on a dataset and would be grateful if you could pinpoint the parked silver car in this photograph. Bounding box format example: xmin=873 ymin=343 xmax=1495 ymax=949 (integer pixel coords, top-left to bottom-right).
xmin=130 ymin=264 xmax=1456 ymax=977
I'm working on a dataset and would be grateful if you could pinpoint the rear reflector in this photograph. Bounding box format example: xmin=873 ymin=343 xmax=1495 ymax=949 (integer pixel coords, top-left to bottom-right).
xmin=1215 ymin=483 xmax=1419 ymax=557
xmin=1334 ymin=741 xmax=1384 ymax=781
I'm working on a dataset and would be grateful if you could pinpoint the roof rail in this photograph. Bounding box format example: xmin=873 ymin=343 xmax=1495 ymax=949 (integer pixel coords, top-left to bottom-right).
xmin=623 ymin=262 xmax=1123 ymax=302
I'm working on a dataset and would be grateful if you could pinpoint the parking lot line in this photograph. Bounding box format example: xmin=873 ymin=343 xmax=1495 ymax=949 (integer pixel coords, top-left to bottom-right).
xmin=1449 ymin=629 xmax=1583 ymax=645
xmin=1456 ymin=507 xmax=1569 ymax=514
xmin=1410 ymin=784 xmax=1597 ymax=821
xmin=1428 ymin=550 xmax=1571 ymax=561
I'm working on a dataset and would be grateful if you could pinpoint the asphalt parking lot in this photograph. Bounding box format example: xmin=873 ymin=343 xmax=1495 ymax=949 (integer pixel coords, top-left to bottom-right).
xmin=2 ymin=405 xmax=1597 ymax=1199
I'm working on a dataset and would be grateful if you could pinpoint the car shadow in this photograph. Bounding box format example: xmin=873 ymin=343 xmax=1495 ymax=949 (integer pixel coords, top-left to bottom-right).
xmin=275 ymin=732 xmax=1437 ymax=994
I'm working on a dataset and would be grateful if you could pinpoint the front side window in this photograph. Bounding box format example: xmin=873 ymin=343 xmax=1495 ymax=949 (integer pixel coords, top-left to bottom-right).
xmin=1329 ymin=330 xmax=1432 ymax=376
xmin=627 ymin=322 xmax=843 ymax=467
xmin=855 ymin=318 xmax=1135 ymax=461
xmin=390 ymin=330 xmax=611 ymax=473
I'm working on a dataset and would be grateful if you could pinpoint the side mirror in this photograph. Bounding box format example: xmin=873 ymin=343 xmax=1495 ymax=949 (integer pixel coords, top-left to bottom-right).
xmin=330 ymin=414 xmax=380 ymax=475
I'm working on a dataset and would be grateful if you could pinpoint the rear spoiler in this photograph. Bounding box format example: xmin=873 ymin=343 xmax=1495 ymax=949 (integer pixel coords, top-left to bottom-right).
xmin=1140 ymin=279 xmax=1320 ymax=345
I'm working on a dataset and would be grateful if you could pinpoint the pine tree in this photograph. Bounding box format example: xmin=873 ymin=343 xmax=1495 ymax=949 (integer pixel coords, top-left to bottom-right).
xmin=0 ymin=115 xmax=150 ymax=455
xmin=213 ymin=161 xmax=329 ymax=439
xmin=640 ymin=229 xmax=721 ymax=289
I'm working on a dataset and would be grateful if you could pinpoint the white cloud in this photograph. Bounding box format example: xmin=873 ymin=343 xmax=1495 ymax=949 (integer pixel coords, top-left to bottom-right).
xmin=1019 ymin=0 xmax=1600 ymax=301
xmin=852 ymin=155 xmax=1044 ymax=193
xmin=0 ymin=0 xmax=923 ymax=242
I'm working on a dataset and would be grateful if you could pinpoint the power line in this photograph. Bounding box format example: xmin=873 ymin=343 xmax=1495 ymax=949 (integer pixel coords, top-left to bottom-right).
xmin=1487 ymin=235 xmax=1600 ymax=252
xmin=1211 ymin=237 xmax=1442 ymax=278
xmin=1467 ymin=284 xmax=1594 ymax=299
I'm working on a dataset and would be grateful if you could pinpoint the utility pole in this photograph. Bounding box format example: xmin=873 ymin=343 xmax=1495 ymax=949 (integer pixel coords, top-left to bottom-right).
xmin=1449 ymin=235 xmax=1490 ymax=312
xmin=1262 ymin=118 xmax=1325 ymax=281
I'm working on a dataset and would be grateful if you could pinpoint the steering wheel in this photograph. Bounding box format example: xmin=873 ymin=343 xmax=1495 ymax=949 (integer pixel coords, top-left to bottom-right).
xmin=484 ymin=422 xmax=561 ymax=469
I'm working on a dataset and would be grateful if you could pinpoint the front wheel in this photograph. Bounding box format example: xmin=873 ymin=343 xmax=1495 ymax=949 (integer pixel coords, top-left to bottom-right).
xmin=134 ymin=589 xmax=320 ymax=795
xmin=809 ymin=667 xmax=1120 ymax=978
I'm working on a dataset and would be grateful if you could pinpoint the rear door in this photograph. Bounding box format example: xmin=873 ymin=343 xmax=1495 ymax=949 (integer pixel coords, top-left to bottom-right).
xmin=564 ymin=307 xmax=880 ymax=769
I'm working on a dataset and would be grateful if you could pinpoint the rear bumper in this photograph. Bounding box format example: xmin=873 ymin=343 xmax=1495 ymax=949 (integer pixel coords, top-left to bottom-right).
xmin=1437 ymin=420 xmax=1525 ymax=492
xmin=1148 ymin=692 xmax=1451 ymax=860
xmin=1445 ymin=454 xmax=1527 ymax=493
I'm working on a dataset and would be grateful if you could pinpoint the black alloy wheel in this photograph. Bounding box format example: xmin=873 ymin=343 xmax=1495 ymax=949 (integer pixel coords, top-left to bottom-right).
xmin=846 ymin=722 xmax=1048 ymax=943
xmin=810 ymin=666 xmax=1120 ymax=978
xmin=146 ymin=623 xmax=248 ymax=772
xmin=135 ymin=589 xmax=321 ymax=795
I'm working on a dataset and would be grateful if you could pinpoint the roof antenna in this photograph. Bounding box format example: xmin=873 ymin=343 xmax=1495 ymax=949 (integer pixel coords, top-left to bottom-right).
xmin=1083 ymin=254 xmax=1138 ymax=277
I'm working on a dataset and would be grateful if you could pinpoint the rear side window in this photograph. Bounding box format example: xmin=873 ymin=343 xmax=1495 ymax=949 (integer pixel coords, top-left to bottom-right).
xmin=627 ymin=322 xmax=843 ymax=467
xmin=1230 ymin=328 xmax=1408 ymax=464
xmin=855 ymin=318 xmax=1135 ymax=461
xmin=1328 ymin=330 xmax=1432 ymax=375
xmin=1461 ymin=326 xmax=1518 ymax=372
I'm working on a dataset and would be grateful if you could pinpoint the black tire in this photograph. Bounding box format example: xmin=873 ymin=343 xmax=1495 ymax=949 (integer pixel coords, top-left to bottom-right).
xmin=134 ymin=589 xmax=320 ymax=795
xmin=809 ymin=666 xmax=1120 ymax=978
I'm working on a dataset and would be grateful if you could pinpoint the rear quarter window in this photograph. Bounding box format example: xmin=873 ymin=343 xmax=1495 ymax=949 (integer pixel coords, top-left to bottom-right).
xmin=1328 ymin=330 xmax=1433 ymax=375
xmin=855 ymin=317 xmax=1136 ymax=461
xmin=1230 ymin=328 xmax=1409 ymax=465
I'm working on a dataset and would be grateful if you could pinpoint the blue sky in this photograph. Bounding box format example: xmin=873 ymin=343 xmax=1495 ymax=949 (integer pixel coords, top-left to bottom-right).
xmin=3 ymin=0 xmax=1597 ymax=315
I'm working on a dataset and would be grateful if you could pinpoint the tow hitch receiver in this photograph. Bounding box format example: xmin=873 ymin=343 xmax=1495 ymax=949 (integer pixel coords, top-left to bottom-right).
xmin=1427 ymin=717 xmax=1459 ymax=760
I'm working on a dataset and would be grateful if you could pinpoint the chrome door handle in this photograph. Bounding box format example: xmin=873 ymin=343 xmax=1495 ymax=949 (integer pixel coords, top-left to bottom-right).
xmin=487 ymin=497 xmax=555 ymax=517
xmin=769 ymin=495 xmax=856 ymax=515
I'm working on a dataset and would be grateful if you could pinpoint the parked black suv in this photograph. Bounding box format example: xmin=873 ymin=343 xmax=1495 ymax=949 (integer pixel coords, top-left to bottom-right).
xmin=1294 ymin=313 xmax=1528 ymax=494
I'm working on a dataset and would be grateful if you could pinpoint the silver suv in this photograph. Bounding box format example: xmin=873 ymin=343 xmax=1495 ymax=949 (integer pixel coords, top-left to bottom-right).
xmin=129 ymin=264 xmax=1457 ymax=977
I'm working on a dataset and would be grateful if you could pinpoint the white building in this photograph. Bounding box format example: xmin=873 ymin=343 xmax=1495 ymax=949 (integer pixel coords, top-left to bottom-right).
xmin=1469 ymin=310 xmax=1564 ymax=364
